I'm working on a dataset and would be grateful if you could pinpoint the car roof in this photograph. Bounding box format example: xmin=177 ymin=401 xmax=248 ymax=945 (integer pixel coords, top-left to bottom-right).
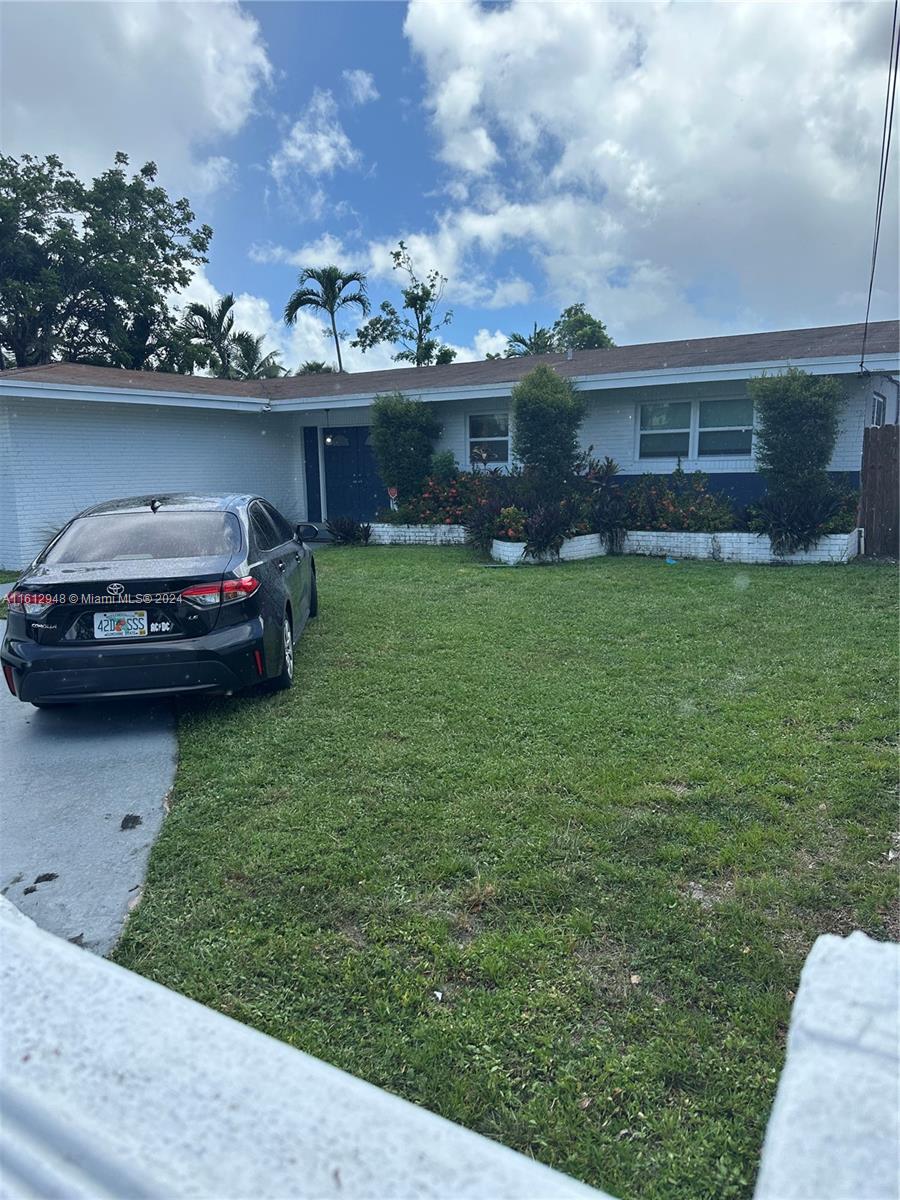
xmin=78 ymin=494 xmax=257 ymax=517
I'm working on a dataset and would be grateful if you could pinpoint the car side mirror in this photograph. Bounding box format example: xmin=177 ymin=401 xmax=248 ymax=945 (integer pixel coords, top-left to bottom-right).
xmin=295 ymin=522 xmax=318 ymax=543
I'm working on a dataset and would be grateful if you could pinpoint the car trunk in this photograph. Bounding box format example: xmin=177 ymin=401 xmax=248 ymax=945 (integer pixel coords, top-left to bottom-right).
xmin=18 ymin=556 xmax=236 ymax=646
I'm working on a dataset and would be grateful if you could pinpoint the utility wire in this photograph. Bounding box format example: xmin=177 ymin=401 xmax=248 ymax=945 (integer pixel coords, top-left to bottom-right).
xmin=860 ymin=0 xmax=900 ymax=371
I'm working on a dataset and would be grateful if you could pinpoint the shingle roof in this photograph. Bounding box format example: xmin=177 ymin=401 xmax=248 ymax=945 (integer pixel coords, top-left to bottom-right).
xmin=2 ymin=320 xmax=897 ymax=403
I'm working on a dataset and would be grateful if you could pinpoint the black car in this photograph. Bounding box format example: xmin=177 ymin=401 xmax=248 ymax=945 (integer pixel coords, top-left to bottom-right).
xmin=1 ymin=494 xmax=318 ymax=707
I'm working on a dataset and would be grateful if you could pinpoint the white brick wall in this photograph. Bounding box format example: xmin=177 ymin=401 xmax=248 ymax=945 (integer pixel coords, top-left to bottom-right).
xmin=1 ymin=399 xmax=308 ymax=568
xmin=491 ymin=529 xmax=860 ymax=566
xmin=368 ymin=523 xmax=466 ymax=546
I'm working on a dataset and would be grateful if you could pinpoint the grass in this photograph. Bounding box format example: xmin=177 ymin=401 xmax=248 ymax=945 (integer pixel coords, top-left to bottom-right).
xmin=115 ymin=549 xmax=898 ymax=1199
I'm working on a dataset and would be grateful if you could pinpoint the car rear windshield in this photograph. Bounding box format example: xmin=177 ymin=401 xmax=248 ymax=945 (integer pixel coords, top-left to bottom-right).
xmin=42 ymin=512 xmax=242 ymax=563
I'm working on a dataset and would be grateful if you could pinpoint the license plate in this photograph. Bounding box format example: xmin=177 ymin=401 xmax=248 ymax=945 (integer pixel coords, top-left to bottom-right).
xmin=93 ymin=610 xmax=148 ymax=639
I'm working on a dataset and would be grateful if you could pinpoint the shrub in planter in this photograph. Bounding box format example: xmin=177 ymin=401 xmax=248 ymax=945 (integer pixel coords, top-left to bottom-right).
xmin=748 ymin=368 xmax=845 ymax=554
xmin=577 ymin=455 xmax=628 ymax=551
xmin=463 ymin=495 xmax=502 ymax=554
xmin=511 ymin=365 xmax=587 ymax=498
xmin=496 ymin=507 xmax=528 ymax=541
xmin=370 ymin=392 xmax=441 ymax=501
xmin=326 ymin=516 xmax=372 ymax=545
xmin=524 ymin=504 xmax=575 ymax=560
xmin=626 ymin=468 xmax=735 ymax=532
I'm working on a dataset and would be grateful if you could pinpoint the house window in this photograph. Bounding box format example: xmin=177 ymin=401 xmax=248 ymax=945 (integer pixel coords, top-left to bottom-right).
xmin=469 ymin=413 xmax=510 ymax=465
xmin=872 ymin=392 xmax=886 ymax=427
xmin=638 ymin=402 xmax=691 ymax=458
xmin=698 ymin=398 xmax=754 ymax=456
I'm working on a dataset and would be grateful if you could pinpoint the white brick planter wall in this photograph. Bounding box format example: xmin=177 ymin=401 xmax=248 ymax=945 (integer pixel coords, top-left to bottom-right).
xmin=368 ymin=523 xmax=467 ymax=546
xmin=622 ymin=529 xmax=860 ymax=564
xmin=490 ymin=529 xmax=860 ymax=566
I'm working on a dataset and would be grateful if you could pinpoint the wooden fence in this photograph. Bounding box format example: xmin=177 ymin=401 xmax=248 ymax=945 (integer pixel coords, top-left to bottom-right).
xmin=858 ymin=423 xmax=899 ymax=558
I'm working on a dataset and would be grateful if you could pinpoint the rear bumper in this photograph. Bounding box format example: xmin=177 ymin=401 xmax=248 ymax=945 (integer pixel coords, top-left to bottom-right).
xmin=1 ymin=618 xmax=266 ymax=703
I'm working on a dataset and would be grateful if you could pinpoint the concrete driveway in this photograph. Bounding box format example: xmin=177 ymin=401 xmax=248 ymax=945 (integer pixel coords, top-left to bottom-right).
xmin=0 ymin=621 xmax=177 ymax=955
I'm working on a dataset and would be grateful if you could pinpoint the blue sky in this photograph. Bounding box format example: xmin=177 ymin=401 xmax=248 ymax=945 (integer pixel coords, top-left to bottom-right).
xmin=2 ymin=0 xmax=898 ymax=372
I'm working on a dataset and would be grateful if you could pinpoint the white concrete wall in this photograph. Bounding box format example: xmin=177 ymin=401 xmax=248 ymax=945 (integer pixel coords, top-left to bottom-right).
xmin=1 ymin=399 xmax=308 ymax=568
xmin=490 ymin=530 xmax=860 ymax=566
xmin=368 ymin=523 xmax=467 ymax=545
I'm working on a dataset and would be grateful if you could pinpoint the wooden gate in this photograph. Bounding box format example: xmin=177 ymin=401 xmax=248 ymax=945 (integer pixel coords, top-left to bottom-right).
xmin=858 ymin=424 xmax=899 ymax=558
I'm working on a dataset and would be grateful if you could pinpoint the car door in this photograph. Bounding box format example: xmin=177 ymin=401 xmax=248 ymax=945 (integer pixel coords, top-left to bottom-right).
xmin=247 ymin=501 xmax=291 ymax=666
xmin=260 ymin=500 xmax=308 ymax=624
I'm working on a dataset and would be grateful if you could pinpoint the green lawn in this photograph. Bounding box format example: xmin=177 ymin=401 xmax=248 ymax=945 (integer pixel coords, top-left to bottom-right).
xmin=115 ymin=549 xmax=898 ymax=1200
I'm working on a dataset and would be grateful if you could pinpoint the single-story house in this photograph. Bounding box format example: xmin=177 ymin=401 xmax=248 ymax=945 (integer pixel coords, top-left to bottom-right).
xmin=1 ymin=319 xmax=897 ymax=568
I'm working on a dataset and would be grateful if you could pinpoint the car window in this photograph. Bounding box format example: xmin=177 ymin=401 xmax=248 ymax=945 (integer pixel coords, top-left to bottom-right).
xmin=42 ymin=512 xmax=242 ymax=563
xmin=261 ymin=501 xmax=295 ymax=545
xmin=248 ymin=502 xmax=280 ymax=553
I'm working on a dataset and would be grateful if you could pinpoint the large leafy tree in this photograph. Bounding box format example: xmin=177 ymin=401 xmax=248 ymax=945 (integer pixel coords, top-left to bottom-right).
xmin=0 ymin=152 xmax=211 ymax=368
xmin=352 ymin=241 xmax=456 ymax=367
xmin=504 ymin=323 xmax=555 ymax=357
xmin=283 ymin=266 xmax=368 ymax=373
xmin=551 ymin=303 xmax=614 ymax=351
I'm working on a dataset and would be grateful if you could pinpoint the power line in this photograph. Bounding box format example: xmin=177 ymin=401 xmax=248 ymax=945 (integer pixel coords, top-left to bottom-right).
xmin=860 ymin=0 xmax=899 ymax=372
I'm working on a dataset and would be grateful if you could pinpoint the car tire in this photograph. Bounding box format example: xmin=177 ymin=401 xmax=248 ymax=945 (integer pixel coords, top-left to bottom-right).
xmin=266 ymin=614 xmax=294 ymax=692
xmin=309 ymin=570 xmax=318 ymax=618
xmin=31 ymin=701 xmax=59 ymax=709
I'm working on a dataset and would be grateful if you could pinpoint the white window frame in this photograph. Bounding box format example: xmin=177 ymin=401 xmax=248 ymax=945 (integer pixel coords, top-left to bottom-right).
xmin=468 ymin=412 xmax=510 ymax=467
xmin=636 ymin=401 xmax=692 ymax=460
xmin=635 ymin=397 xmax=754 ymax=461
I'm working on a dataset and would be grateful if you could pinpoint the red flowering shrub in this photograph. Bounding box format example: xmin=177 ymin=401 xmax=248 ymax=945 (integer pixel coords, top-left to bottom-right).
xmin=625 ymin=468 xmax=735 ymax=532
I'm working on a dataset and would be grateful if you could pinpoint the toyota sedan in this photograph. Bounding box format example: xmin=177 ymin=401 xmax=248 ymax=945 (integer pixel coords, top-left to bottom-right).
xmin=1 ymin=494 xmax=318 ymax=707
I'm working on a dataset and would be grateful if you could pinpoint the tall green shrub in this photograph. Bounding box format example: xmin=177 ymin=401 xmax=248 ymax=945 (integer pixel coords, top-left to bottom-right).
xmin=748 ymin=368 xmax=845 ymax=553
xmin=369 ymin=392 xmax=441 ymax=499
xmin=511 ymin=365 xmax=586 ymax=493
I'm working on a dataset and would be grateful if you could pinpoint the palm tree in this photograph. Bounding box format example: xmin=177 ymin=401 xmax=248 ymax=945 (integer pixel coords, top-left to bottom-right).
xmin=179 ymin=293 xmax=242 ymax=379
xmin=232 ymin=331 xmax=285 ymax=379
xmin=283 ymin=266 xmax=369 ymax=373
xmin=504 ymin=323 xmax=556 ymax=358
xmin=295 ymin=360 xmax=337 ymax=375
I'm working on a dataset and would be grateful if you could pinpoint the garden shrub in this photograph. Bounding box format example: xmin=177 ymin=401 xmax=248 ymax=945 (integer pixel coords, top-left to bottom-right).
xmin=625 ymin=467 xmax=735 ymax=532
xmin=523 ymin=504 xmax=575 ymax=560
xmin=748 ymin=368 xmax=845 ymax=554
xmin=370 ymin=392 xmax=441 ymax=500
xmin=511 ymin=365 xmax=587 ymax=495
xmin=326 ymin=516 xmax=372 ymax=545
xmin=497 ymin=506 xmax=527 ymax=540
xmin=577 ymin=455 xmax=629 ymax=551
xmin=429 ymin=450 xmax=458 ymax=483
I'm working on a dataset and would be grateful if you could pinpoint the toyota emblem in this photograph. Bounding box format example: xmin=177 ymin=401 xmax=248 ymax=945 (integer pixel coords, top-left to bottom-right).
xmin=107 ymin=582 xmax=124 ymax=596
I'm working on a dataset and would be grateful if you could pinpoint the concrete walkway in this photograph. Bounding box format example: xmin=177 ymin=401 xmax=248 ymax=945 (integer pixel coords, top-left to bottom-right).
xmin=0 ymin=622 xmax=177 ymax=955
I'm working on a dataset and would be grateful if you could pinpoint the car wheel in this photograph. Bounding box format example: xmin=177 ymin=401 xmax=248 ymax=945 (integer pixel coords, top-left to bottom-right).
xmin=267 ymin=614 xmax=294 ymax=692
xmin=309 ymin=571 xmax=318 ymax=618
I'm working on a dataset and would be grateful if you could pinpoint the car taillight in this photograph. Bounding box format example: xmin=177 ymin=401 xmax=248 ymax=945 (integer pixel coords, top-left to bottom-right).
xmin=221 ymin=577 xmax=260 ymax=604
xmin=181 ymin=577 xmax=260 ymax=608
xmin=7 ymin=591 xmax=51 ymax=617
xmin=3 ymin=663 xmax=16 ymax=696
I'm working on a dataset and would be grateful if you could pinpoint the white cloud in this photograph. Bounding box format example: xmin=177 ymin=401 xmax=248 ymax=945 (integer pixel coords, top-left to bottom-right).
xmin=402 ymin=0 xmax=899 ymax=339
xmin=0 ymin=1 xmax=271 ymax=197
xmin=249 ymin=233 xmax=349 ymax=268
xmin=270 ymin=89 xmax=360 ymax=182
xmin=342 ymin=69 xmax=379 ymax=106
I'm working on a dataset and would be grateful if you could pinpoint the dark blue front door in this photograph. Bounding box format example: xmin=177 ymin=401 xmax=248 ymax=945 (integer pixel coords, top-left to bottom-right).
xmin=323 ymin=427 xmax=388 ymax=522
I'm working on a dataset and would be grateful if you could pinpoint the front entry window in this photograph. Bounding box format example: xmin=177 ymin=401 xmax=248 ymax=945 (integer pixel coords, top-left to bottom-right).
xmin=469 ymin=413 xmax=510 ymax=465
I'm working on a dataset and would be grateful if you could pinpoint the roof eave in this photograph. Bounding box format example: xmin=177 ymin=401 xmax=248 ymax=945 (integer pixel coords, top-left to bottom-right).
xmin=0 ymin=379 xmax=270 ymax=411
xmin=0 ymin=350 xmax=896 ymax=411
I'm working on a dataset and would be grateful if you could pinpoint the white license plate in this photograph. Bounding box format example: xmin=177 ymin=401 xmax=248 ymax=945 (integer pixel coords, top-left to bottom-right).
xmin=93 ymin=610 xmax=148 ymax=639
